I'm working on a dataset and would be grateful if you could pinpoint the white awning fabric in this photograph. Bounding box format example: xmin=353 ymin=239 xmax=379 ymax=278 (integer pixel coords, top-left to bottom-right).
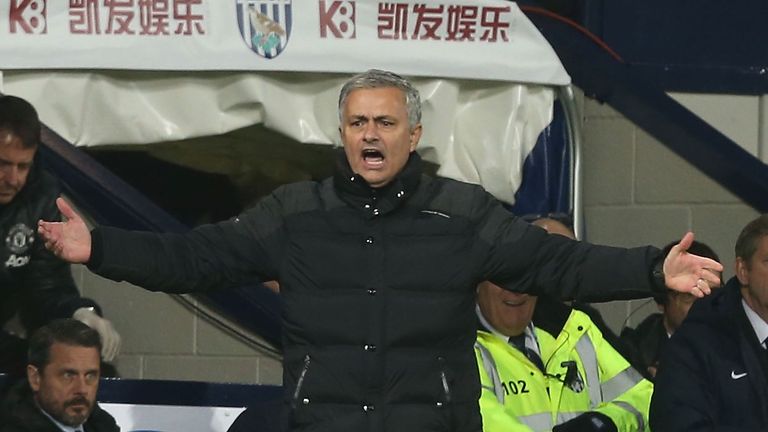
xmin=2 ymin=71 xmax=555 ymax=204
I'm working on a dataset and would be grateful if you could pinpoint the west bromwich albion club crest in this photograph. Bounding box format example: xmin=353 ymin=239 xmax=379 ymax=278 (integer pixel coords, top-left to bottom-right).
xmin=236 ymin=0 xmax=292 ymax=59
xmin=6 ymin=223 xmax=34 ymax=254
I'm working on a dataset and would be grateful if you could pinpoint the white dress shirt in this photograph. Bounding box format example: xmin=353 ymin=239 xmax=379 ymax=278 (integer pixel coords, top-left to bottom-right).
xmin=742 ymin=298 xmax=768 ymax=349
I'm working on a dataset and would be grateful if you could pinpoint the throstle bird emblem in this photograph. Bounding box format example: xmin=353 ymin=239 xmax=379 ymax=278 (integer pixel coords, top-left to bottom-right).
xmin=236 ymin=0 xmax=292 ymax=58
xmin=248 ymin=6 xmax=286 ymax=51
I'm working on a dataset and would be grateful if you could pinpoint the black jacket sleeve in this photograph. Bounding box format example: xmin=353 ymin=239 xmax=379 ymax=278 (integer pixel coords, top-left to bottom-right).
xmin=477 ymin=191 xmax=664 ymax=302
xmin=88 ymin=185 xmax=288 ymax=293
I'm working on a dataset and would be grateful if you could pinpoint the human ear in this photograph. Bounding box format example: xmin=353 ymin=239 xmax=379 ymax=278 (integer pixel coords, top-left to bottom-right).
xmin=27 ymin=365 xmax=41 ymax=392
xmin=409 ymin=124 xmax=422 ymax=151
xmin=736 ymin=258 xmax=749 ymax=285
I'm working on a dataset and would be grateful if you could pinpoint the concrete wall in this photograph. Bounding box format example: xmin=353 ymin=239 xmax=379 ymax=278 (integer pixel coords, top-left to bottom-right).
xmin=72 ymin=265 xmax=283 ymax=385
xmin=580 ymin=91 xmax=762 ymax=332
xmin=72 ymin=90 xmax=764 ymax=384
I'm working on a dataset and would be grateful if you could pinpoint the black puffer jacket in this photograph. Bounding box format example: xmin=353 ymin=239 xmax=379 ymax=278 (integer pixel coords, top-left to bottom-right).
xmin=0 ymin=380 xmax=119 ymax=432
xmin=0 ymin=167 xmax=98 ymax=373
xmin=650 ymin=278 xmax=768 ymax=431
xmin=89 ymin=152 xmax=662 ymax=432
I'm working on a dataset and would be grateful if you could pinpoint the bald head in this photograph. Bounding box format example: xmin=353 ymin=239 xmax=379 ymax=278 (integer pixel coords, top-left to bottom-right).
xmin=532 ymin=218 xmax=575 ymax=240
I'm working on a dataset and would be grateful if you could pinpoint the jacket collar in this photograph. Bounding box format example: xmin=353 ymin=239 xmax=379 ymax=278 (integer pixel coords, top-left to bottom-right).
xmin=532 ymin=296 xmax=572 ymax=335
xmin=333 ymin=149 xmax=422 ymax=218
xmin=2 ymin=381 xmax=69 ymax=431
xmin=722 ymin=277 xmax=768 ymax=415
xmin=688 ymin=277 xmax=745 ymax=327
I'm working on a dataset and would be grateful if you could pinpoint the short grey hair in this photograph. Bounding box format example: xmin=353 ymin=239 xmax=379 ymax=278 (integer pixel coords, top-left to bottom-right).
xmin=338 ymin=69 xmax=422 ymax=130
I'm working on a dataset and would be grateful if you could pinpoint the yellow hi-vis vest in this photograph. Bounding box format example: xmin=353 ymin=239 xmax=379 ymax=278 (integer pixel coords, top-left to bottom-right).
xmin=475 ymin=309 xmax=652 ymax=432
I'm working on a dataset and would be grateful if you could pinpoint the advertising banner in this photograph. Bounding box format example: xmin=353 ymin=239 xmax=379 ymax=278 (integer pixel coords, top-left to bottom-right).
xmin=0 ymin=0 xmax=568 ymax=84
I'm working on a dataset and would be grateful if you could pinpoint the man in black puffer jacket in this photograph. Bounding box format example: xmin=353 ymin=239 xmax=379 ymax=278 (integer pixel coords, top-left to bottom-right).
xmin=38 ymin=70 xmax=722 ymax=432
xmin=0 ymin=96 xmax=120 ymax=375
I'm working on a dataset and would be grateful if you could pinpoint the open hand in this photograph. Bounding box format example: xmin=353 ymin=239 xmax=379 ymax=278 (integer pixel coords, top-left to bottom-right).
xmin=38 ymin=197 xmax=92 ymax=264
xmin=664 ymin=232 xmax=723 ymax=297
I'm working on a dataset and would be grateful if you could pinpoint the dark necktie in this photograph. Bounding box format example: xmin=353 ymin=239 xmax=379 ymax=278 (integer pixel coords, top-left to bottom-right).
xmin=509 ymin=334 xmax=545 ymax=372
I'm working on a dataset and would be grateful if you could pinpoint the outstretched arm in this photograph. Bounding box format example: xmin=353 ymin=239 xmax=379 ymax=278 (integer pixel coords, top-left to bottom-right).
xmin=39 ymin=190 xmax=285 ymax=294
xmin=37 ymin=197 xmax=92 ymax=264
xmin=663 ymin=232 xmax=722 ymax=297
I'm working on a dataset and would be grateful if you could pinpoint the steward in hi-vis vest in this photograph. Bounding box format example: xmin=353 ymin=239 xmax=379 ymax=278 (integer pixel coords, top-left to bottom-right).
xmin=475 ymin=293 xmax=652 ymax=432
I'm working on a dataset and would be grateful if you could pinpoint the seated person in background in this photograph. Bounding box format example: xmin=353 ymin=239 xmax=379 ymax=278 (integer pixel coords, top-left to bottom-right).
xmin=0 ymin=319 xmax=119 ymax=432
xmin=621 ymin=240 xmax=721 ymax=379
xmin=0 ymin=95 xmax=120 ymax=376
xmin=475 ymin=281 xmax=653 ymax=432
xmin=650 ymin=215 xmax=768 ymax=431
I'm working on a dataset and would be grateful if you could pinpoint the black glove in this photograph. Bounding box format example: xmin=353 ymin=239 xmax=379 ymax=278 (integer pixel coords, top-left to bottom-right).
xmin=552 ymin=412 xmax=618 ymax=432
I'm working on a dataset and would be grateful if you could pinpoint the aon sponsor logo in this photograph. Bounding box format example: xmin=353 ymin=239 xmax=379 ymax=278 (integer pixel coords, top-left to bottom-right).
xmin=5 ymin=254 xmax=30 ymax=268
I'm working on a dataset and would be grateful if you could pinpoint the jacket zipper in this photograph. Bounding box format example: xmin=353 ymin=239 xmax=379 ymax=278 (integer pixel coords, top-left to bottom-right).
xmin=292 ymin=354 xmax=312 ymax=408
xmin=438 ymin=356 xmax=452 ymax=404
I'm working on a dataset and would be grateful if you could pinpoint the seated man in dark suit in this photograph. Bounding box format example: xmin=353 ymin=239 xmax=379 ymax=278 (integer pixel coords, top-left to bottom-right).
xmin=650 ymin=216 xmax=768 ymax=430
xmin=0 ymin=319 xmax=119 ymax=432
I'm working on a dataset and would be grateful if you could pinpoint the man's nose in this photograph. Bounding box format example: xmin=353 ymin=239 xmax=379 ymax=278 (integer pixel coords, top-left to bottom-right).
xmin=363 ymin=122 xmax=379 ymax=142
xmin=72 ymin=376 xmax=90 ymax=394
xmin=1 ymin=166 xmax=20 ymax=186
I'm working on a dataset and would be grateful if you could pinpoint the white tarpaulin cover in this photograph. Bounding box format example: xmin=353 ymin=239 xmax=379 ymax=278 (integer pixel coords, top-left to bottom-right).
xmin=0 ymin=0 xmax=569 ymax=86
xmin=2 ymin=71 xmax=555 ymax=204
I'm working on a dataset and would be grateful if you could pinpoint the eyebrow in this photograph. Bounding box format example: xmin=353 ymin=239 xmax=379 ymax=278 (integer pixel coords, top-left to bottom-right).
xmin=61 ymin=368 xmax=99 ymax=374
xmin=349 ymin=114 xmax=396 ymax=122
xmin=0 ymin=156 xmax=33 ymax=166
